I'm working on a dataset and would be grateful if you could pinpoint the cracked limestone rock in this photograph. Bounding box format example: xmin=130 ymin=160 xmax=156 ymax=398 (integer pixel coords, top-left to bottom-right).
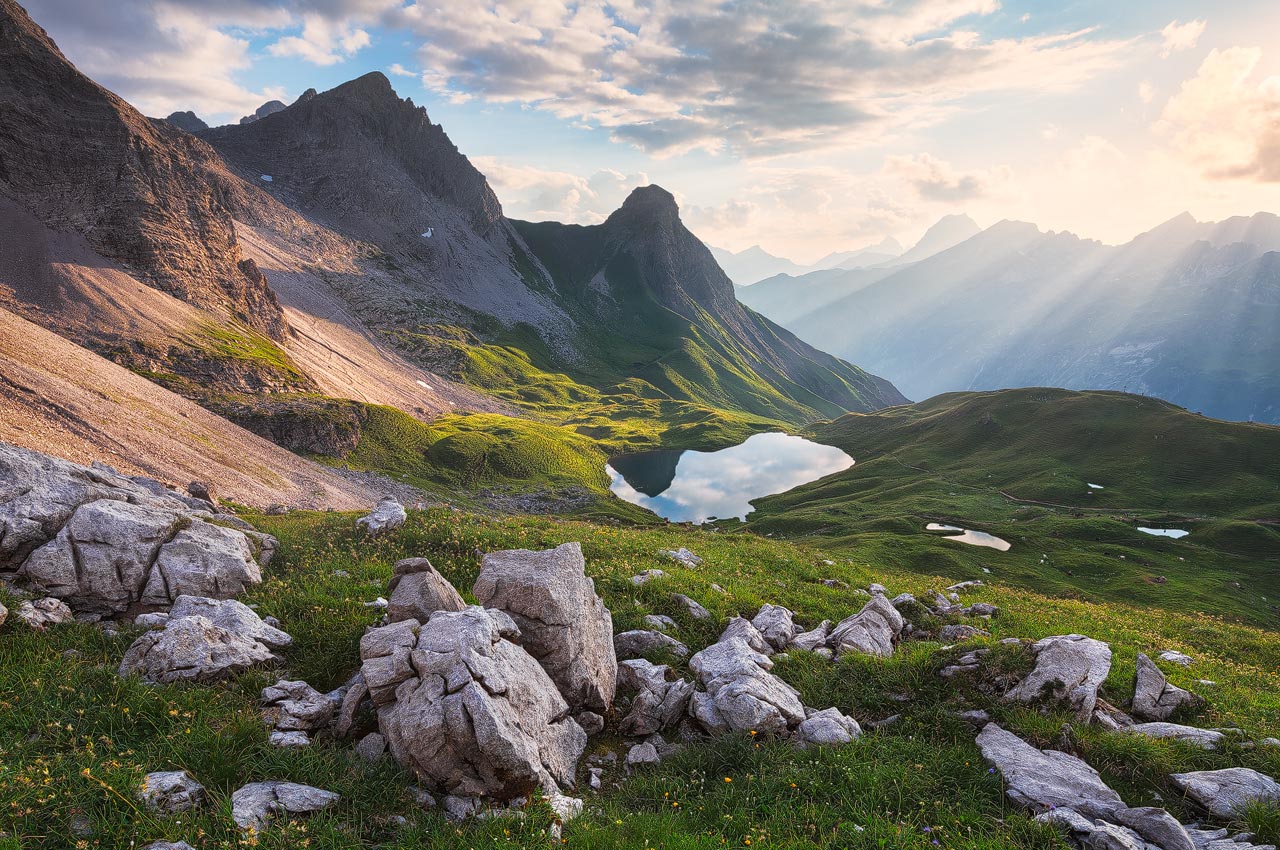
xmin=1004 ymin=635 xmax=1112 ymax=721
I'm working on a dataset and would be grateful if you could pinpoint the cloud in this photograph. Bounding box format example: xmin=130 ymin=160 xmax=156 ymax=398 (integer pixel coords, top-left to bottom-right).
xmin=885 ymin=153 xmax=1015 ymax=201
xmin=388 ymin=62 xmax=414 ymax=77
xmin=1160 ymin=19 xmax=1207 ymax=58
xmin=472 ymin=158 xmax=650 ymax=223
xmin=1138 ymin=80 xmax=1154 ymax=103
xmin=392 ymin=0 xmax=1133 ymax=156
xmin=1155 ymin=47 xmax=1280 ymax=182
xmin=267 ymin=14 xmax=372 ymax=65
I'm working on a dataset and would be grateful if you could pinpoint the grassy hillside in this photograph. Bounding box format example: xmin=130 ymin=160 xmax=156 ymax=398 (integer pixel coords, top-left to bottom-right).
xmin=748 ymin=388 xmax=1280 ymax=625
xmin=2 ymin=506 xmax=1277 ymax=849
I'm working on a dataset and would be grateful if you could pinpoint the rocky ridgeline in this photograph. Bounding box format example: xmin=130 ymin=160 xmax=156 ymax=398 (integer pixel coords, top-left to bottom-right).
xmin=4 ymin=442 xmax=1279 ymax=845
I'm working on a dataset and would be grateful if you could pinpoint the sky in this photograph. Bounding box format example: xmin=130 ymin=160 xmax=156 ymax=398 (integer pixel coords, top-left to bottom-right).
xmin=22 ymin=0 xmax=1280 ymax=263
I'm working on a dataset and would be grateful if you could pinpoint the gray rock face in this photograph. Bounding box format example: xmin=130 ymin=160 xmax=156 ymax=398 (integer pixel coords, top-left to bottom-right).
xmin=751 ymin=604 xmax=797 ymax=652
xmin=614 ymin=629 xmax=689 ymax=659
xmin=795 ymin=707 xmax=862 ymax=747
xmin=688 ymin=637 xmax=805 ymax=735
xmin=139 ymin=770 xmax=205 ymax=814
xmin=473 ymin=543 xmax=616 ymax=714
xmin=1170 ymin=768 xmax=1280 ymax=818
xmin=262 ymin=680 xmax=334 ymax=732
xmin=617 ymin=659 xmax=694 ymax=737
xmin=976 ymin=723 xmax=1124 ymax=819
xmin=827 ymin=595 xmax=904 ymax=657
xmin=386 ymin=558 xmax=465 ymax=624
xmin=118 ymin=596 xmax=291 ymax=683
xmin=1132 ymin=653 xmax=1203 ymax=721
xmin=230 ymin=781 xmax=340 ymax=832
xmin=361 ymin=606 xmax=586 ymax=799
xmin=1005 ymin=635 xmax=1112 ymax=721
xmin=15 ymin=597 xmax=73 ymax=629
xmin=356 ymin=496 xmax=406 ymax=535
xmin=1127 ymin=722 xmax=1225 ymax=749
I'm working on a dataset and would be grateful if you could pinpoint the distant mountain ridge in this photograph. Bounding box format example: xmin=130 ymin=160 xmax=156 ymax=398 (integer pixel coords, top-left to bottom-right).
xmin=743 ymin=212 xmax=1280 ymax=424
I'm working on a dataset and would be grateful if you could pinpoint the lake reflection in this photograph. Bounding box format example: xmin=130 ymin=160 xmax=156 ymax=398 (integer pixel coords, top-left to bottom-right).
xmin=607 ymin=432 xmax=854 ymax=523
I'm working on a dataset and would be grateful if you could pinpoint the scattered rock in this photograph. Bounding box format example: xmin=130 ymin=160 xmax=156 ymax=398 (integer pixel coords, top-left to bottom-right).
xmin=473 ymin=543 xmax=617 ymax=715
xmin=614 ymin=629 xmax=689 ymax=659
xmin=964 ymin=602 xmax=1000 ymax=618
xmin=658 ymin=548 xmax=702 ymax=568
xmin=719 ymin=616 xmax=769 ymax=653
xmin=625 ymin=742 xmax=660 ymax=770
xmin=789 ymin=620 xmax=832 ymax=652
xmin=15 ymin=597 xmax=73 ymax=629
xmin=1112 ymin=807 xmax=1195 ymax=850
xmin=947 ymin=581 xmax=984 ymax=592
xmin=442 ymin=795 xmax=482 ymax=822
xmin=230 ymin=781 xmax=340 ymax=832
xmin=1169 ymin=768 xmax=1280 ymax=819
xmin=355 ymin=732 xmax=387 ymax=761
xmin=386 ymin=558 xmax=465 ymax=624
xmin=688 ymin=637 xmax=805 ymax=735
xmin=356 ymin=496 xmax=406 ymax=536
xmin=139 ymin=770 xmax=205 ymax=814
xmin=262 ymin=680 xmax=333 ymax=732
xmin=976 ymin=723 xmax=1124 ymax=819
xmin=361 ymin=607 xmax=586 ymax=800
xmin=630 ymin=569 xmax=666 ymax=586
xmin=142 ymin=842 xmax=197 ymax=850
xmin=940 ymin=624 xmax=990 ymax=642
xmin=828 ymin=595 xmax=904 ymax=657
xmin=1005 ymin=635 xmax=1111 ymax=721
xmin=574 ymin=711 xmax=605 ymax=736
xmin=672 ymin=593 xmax=711 ymax=620
xmin=795 ymin=707 xmax=862 ymax=747
xmin=1132 ymin=653 xmax=1203 ymax=721
xmin=363 ymin=597 xmax=389 ymax=609
xmin=1158 ymin=650 xmax=1194 ymax=667
xmin=751 ymin=604 xmax=797 ymax=652
xmin=617 ymin=659 xmax=694 ymax=736
xmin=269 ymin=730 xmax=310 ymax=748
xmin=644 ymin=614 xmax=677 ymax=632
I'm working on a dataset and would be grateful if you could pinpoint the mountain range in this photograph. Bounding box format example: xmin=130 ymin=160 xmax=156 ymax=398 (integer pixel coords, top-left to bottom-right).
xmin=740 ymin=212 xmax=1280 ymax=424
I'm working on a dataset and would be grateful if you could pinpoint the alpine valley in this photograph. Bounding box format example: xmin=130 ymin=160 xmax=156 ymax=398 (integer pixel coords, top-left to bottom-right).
xmin=1 ymin=2 xmax=1279 ymax=850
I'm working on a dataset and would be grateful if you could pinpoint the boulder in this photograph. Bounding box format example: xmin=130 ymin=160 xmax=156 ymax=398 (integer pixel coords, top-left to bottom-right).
xmin=362 ymin=606 xmax=586 ymax=800
xmin=1132 ymin=653 xmax=1203 ymax=721
xmin=751 ymin=604 xmax=797 ymax=652
xmin=688 ymin=637 xmax=805 ymax=735
xmin=614 ymin=629 xmax=689 ymax=659
xmin=473 ymin=543 xmax=617 ymax=713
xmin=1126 ymin=722 xmax=1224 ymax=749
xmin=1005 ymin=635 xmax=1111 ymax=721
xmin=386 ymin=558 xmax=465 ymax=624
xmin=230 ymin=781 xmax=340 ymax=832
xmin=262 ymin=680 xmax=334 ymax=732
xmin=658 ymin=548 xmax=702 ymax=568
xmin=719 ymin=616 xmax=769 ymax=653
xmin=356 ymin=497 xmax=406 ymax=535
xmin=1169 ymin=768 xmax=1280 ymax=819
xmin=15 ymin=597 xmax=73 ymax=629
xmin=616 ymin=659 xmax=694 ymax=736
xmin=976 ymin=723 xmax=1124 ymax=820
xmin=355 ymin=732 xmax=387 ymax=761
xmin=139 ymin=770 xmax=205 ymax=814
xmin=795 ymin=707 xmax=862 ymax=747
xmin=672 ymin=593 xmax=711 ymax=621
xmin=828 ymin=595 xmax=904 ymax=657
xmin=789 ymin=620 xmax=831 ymax=652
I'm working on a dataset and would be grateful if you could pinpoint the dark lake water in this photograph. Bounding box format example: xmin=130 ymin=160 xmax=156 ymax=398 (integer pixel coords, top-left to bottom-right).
xmin=607 ymin=432 xmax=854 ymax=523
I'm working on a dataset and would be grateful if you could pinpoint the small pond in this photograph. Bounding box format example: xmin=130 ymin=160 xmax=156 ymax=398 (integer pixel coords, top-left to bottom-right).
xmin=1137 ymin=527 xmax=1190 ymax=539
xmin=925 ymin=522 xmax=1012 ymax=552
xmin=607 ymin=432 xmax=854 ymax=523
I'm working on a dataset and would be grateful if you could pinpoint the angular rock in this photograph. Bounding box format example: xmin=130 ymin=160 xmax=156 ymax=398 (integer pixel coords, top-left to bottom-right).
xmin=789 ymin=620 xmax=831 ymax=652
xmin=168 ymin=596 xmax=291 ymax=648
xmin=719 ymin=616 xmax=769 ymax=653
xmin=658 ymin=548 xmax=701 ymax=568
xmin=1127 ymin=722 xmax=1225 ymax=749
xmin=472 ymin=543 xmax=616 ymax=714
xmin=965 ymin=602 xmax=1000 ymax=618
xmin=751 ymin=604 xmax=797 ymax=652
xmin=1005 ymin=635 xmax=1112 ymax=721
xmin=688 ymin=638 xmax=805 ymax=735
xmin=940 ymin=624 xmax=990 ymax=642
xmin=1170 ymin=768 xmax=1280 ymax=819
xmin=356 ymin=497 xmax=406 ymax=535
xmin=119 ymin=596 xmax=290 ymax=684
xmin=355 ymin=732 xmax=387 ymax=761
xmin=625 ymin=741 xmax=660 ymax=770
xmin=1113 ymin=807 xmax=1195 ymax=850
xmin=644 ymin=614 xmax=677 ymax=632
xmin=574 ymin=711 xmax=605 ymax=736
xmin=1158 ymin=650 xmax=1194 ymax=667
xmin=1132 ymin=653 xmax=1203 ymax=721
xmin=617 ymin=659 xmax=694 ymax=737
xmin=269 ymin=731 xmax=310 ymax=748
xmin=795 ymin=707 xmax=862 ymax=747
xmin=386 ymin=557 xmax=465 ymax=625
xmin=976 ymin=723 xmax=1124 ymax=819
xmin=630 ymin=569 xmax=665 ymax=586
xmin=364 ymin=606 xmax=586 ymax=800
xmin=359 ymin=618 xmax=421 ymax=706
xmin=230 ymin=781 xmax=339 ymax=832
xmin=614 ymin=629 xmax=689 ymax=659
xmin=335 ymin=674 xmax=368 ymax=738
xmin=139 ymin=770 xmax=205 ymax=814
xmin=828 ymin=595 xmax=904 ymax=657
xmin=15 ymin=597 xmax=73 ymax=629
xmin=262 ymin=680 xmax=334 ymax=732
xmin=672 ymin=593 xmax=711 ymax=621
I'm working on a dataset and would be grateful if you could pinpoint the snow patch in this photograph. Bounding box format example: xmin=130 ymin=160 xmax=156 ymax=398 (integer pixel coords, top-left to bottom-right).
xmin=259 ymin=174 xmax=273 ymax=182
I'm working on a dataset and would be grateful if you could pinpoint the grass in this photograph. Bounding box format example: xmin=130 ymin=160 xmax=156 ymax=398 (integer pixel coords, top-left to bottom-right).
xmin=3 ymin=505 xmax=1278 ymax=849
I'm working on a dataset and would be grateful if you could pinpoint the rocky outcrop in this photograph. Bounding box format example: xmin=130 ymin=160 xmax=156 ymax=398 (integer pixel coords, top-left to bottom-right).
xmin=238 ymin=100 xmax=287 ymax=125
xmin=616 ymin=659 xmax=694 ymax=737
xmin=1169 ymin=768 xmax=1280 ymax=819
xmin=386 ymin=558 xmax=465 ymax=624
xmin=139 ymin=771 xmax=205 ymax=814
xmin=751 ymin=604 xmax=797 ymax=653
xmin=688 ymin=637 xmax=805 ymax=735
xmin=357 ymin=497 xmax=406 ymax=535
xmin=1132 ymin=653 xmax=1203 ymax=721
xmin=1005 ymin=635 xmax=1111 ymax=721
xmin=359 ymin=607 xmax=586 ymax=800
xmin=163 ymin=111 xmax=208 ymax=133
xmin=118 ymin=596 xmax=291 ymax=683
xmin=828 ymin=595 xmax=904 ymax=657
xmin=230 ymin=781 xmax=339 ymax=832
xmin=473 ymin=543 xmax=616 ymax=714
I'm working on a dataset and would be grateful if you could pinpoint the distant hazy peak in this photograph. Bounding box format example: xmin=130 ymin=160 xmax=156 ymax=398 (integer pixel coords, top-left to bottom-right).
xmin=890 ymin=213 xmax=982 ymax=265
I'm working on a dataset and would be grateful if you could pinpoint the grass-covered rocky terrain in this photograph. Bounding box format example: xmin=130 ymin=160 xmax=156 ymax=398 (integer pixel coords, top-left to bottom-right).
xmin=3 ymin=502 xmax=1279 ymax=849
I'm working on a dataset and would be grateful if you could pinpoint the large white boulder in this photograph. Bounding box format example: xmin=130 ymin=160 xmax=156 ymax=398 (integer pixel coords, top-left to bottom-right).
xmin=688 ymin=637 xmax=805 ymax=735
xmin=827 ymin=595 xmax=904 ymax=657
xmin=1005 ymin=635 xmax=1112 ymax=721
xmin=1131 ymin=653 xmax=1202 ymax=721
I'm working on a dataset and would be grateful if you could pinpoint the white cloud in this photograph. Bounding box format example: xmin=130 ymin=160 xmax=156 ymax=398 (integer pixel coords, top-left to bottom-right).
xmin=267 ymin=14 xmax=372 ymax=65
xmin=885 ymin=153 xmax=1015 ymax=202
xmin=1155 ymin=47 xmax=1280 ymax=181
xmin=472 ymin=158 xmax=650 ymax=223
xmin=1138 ymin=80 xmax=1154 ymax=103
xmin=388 ymin=62 xmax=414 ymax=77
xmin=1160 ymin=19 xmax=1207 ymax=58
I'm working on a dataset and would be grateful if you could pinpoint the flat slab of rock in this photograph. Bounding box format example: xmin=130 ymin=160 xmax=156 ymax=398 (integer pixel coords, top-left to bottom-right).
xmin=362 ymin=606 xmax=586 ymax=800
xmin=1132 ymin=653 xmax=1203 ymax=721
xmin=1005 ymin=634 xmax=1111 ymax=721
xmin=976 ymin=723 xmax=1124 ymax=819
xmin=688 ymin=637 xmax=805 ymax=735
xmin=1126 ymin=722 xmax=1224 ymax=749
xmin=231 ymin=781 xmax=339 ymax=832
xmin=356 ymin=497 xmax=406 ymax=535
xmin=386 ymin=558 xmax=465 ymax=624
xmin=1170 ymin=768 xmax=1280 ymax=819
xmin=473 ymin=542 xmax=616 ymax=714
xmin=828 ymin=595 xmax=904 ymax=657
